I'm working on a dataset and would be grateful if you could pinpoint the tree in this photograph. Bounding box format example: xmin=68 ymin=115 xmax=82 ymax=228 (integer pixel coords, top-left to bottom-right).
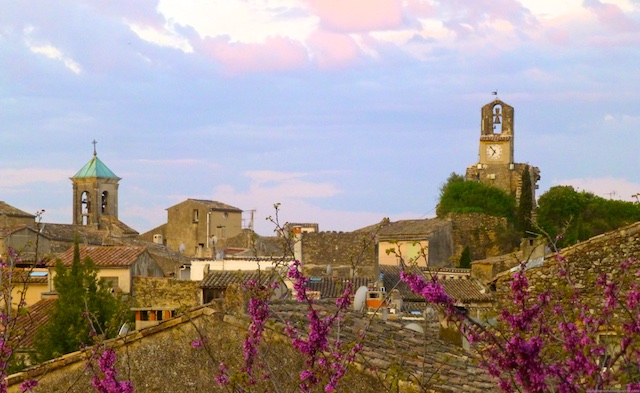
xmin=516 ymin=165 xmax=534 ymax=237
xmin=437 ymin=177 xmax=516 ymax=219
xmin=33 ymin=240 xmax=126 ymax=362
xmin=459 ymin=246 xmax=472 ymax=268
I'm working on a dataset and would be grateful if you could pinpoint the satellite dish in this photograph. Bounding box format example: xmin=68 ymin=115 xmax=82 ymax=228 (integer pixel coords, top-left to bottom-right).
xmin=353 ymin=286 xmax=368 ymax=312
xmin=118 ymin=322 xmax=131 ymax=336
xmin=404 ymin=323 xmax=424 ymax=334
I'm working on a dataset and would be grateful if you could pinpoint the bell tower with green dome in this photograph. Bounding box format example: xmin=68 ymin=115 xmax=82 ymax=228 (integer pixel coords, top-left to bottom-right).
xmin=71 ymin=141 xmax=121 ymax=229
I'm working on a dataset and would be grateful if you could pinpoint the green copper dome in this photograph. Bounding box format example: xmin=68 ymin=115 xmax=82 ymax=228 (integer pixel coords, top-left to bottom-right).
xmin=72 ymin=155 xmax=119 ymax=179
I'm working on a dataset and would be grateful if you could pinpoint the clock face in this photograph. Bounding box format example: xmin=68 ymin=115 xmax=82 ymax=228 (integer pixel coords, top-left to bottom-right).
xmin=486 ymin=144 xmax=502 ymax=160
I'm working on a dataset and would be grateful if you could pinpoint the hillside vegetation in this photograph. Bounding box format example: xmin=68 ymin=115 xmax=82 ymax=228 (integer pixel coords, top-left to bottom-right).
xmin=537 ymin=185 xmax=640 ymax=246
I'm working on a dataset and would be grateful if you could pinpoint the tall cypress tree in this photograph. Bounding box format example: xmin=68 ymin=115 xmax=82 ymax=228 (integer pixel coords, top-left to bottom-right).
xmin=34 ymin=239 xmax=123 ymax=361
xmin=517 ymin=165 xmax=534 ymax=237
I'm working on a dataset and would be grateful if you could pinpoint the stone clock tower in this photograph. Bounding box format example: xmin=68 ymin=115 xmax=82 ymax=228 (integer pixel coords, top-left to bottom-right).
xmin=465 ymin=99 xmax=540 ymax=206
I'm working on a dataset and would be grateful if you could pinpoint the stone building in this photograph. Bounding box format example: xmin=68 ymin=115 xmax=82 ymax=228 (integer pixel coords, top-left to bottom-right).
xmin=139 ymin=199 xmax=243 ymax=258
xmin=465 ymin=99 xmax=540 ymax=206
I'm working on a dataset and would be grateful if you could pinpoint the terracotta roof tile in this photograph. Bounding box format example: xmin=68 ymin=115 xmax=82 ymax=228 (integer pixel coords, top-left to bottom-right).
xmin=13 ymin=298 xmax=57 ymax=350
xmin=51 ymin=245 xmax=147 ymax=268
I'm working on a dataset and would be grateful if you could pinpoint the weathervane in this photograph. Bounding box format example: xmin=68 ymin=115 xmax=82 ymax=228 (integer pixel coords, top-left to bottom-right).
xmin=92 ymin=139 xmax=98 ymax=156
xmin=492 ymin=90 xmax=499 ymax=98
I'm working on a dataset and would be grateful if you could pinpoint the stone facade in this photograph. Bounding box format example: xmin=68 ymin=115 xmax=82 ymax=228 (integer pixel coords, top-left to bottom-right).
xmin=448 ymin=212 xmax=513 ymax=261
xmin=299 ymin=231 xmax=378 ymax=279
xmin=133 ymin=276 xmax=201 ymax=308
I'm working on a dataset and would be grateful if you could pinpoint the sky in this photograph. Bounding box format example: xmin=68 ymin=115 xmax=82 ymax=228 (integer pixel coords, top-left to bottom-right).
xmin=1 ymin=0 xmax=639 ymax=236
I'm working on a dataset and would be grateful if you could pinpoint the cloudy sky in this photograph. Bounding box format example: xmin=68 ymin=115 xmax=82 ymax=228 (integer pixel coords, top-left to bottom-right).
xmin=1 ymin=0 xmax=639 ymax=236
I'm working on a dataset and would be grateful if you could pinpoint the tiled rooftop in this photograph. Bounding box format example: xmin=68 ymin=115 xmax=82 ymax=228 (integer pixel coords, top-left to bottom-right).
xmin=52 ymin=245 xmax=147 ymax=268
xmin=201 ymin=270 xmax=281 ymax=289
xmin=380 ymin=265 xmax=492 ymax=303
xmin=13 ymin=298 xmax=57 ymax=350
xmin=305 ymin=276 xmax=371 ymax=298
xmin=377 ymin=218 xmax=450 ymax=238
xmin=176 ymin=199 xmax=242 ymax=212
xmin=0 ymin=202 xmax=35 ymax=218
xmin=269 ymin=300 xmax=497 ymax=392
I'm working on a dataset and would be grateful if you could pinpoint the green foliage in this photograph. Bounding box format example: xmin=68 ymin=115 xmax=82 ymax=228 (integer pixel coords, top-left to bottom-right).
xmin=437 ymin=174 xmax=516 ymax=219
xmin=516 ymin=165 xmax=534 ymax=237
xmin=459 ymin=246 xmax=472 ymax=269
xmin=33 ymin=240 xmax=128 ymax=362
xmin=537 ymin=185 xmax=640 ymax=245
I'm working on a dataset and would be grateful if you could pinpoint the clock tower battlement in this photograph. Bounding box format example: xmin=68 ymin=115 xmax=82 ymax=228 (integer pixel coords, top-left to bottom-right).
xmin=465 ymin=98 xmax=540 ymax=206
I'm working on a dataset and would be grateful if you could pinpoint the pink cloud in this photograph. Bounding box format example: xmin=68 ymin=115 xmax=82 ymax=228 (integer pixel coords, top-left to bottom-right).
xmin=307 ymin=30 xmax=361 ymax=69
xmin=584 ymin=0 xmax=639 ymax=32
xmin=198 ymin=36 xmax=310 ymax=74
xmin=405 ymin=0 xmax=436 ymax=18
xmin=305 ymin=0 xmax=403 ymax=33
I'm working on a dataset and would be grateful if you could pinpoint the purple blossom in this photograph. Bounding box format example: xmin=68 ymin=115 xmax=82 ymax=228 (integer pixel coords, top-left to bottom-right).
xmin=19 ymin=379 xmax=38 ymax=392
xmin=90 ymin=349 xmax=134 ymax=393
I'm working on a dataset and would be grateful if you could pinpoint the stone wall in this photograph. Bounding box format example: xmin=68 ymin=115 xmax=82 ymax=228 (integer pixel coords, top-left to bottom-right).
xmin=448 ymin=212 xmax=513 ymax=261
xmin=133 ymin=276 xmax=201 ymax=308
xmin=300 ymin=231 xmax=377 ymax=279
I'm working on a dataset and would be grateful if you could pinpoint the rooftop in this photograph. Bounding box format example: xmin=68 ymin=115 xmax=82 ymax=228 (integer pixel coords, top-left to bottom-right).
xmin=170 ymin=199 xmax=242 ymax=212
xmin=0 ymin=202 xmax=35 ymax=219
xmin=72 ymin=154 xmax=119 ymax=179
xmin=377 ymin=218 xmax=450 ymax=238
xmin=51 ymin=245 xmax=147 ymax=268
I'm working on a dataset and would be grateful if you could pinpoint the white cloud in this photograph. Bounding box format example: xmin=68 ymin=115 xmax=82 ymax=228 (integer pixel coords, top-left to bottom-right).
xmin=26 ymin=42 xmax=82 ymax=74
xmin=553 ymin=177 xmax=640 ymax=202
xmin=156 ymin=0 xmax=317 ymax=44
xmin=128 ymin=23 xmax=193 ymax=53
xmin=519 ymin=0 xmax=585 ymax=19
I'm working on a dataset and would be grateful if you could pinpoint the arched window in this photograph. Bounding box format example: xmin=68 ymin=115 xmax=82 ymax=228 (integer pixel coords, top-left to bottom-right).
xmin=101 ymin=191 xmax=109 ymax=214
xmin=81 ymin=191 xmax=90 ymax=225
xmin=492 ymin=104 xmax=503 ymax=134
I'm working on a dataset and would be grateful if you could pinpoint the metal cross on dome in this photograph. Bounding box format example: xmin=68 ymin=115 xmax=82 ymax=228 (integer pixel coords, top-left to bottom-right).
xmin=92 ymin=139 xmax=98 ymax=156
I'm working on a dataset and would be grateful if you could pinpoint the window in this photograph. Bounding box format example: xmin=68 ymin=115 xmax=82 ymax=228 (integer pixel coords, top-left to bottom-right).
xmin=193 ymin=209 xmax=199 ymax=223
xmin=101 ymin=277 xmax=119 ymax=290
xmin=101 ymin=191 xmax=108 ymax=214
